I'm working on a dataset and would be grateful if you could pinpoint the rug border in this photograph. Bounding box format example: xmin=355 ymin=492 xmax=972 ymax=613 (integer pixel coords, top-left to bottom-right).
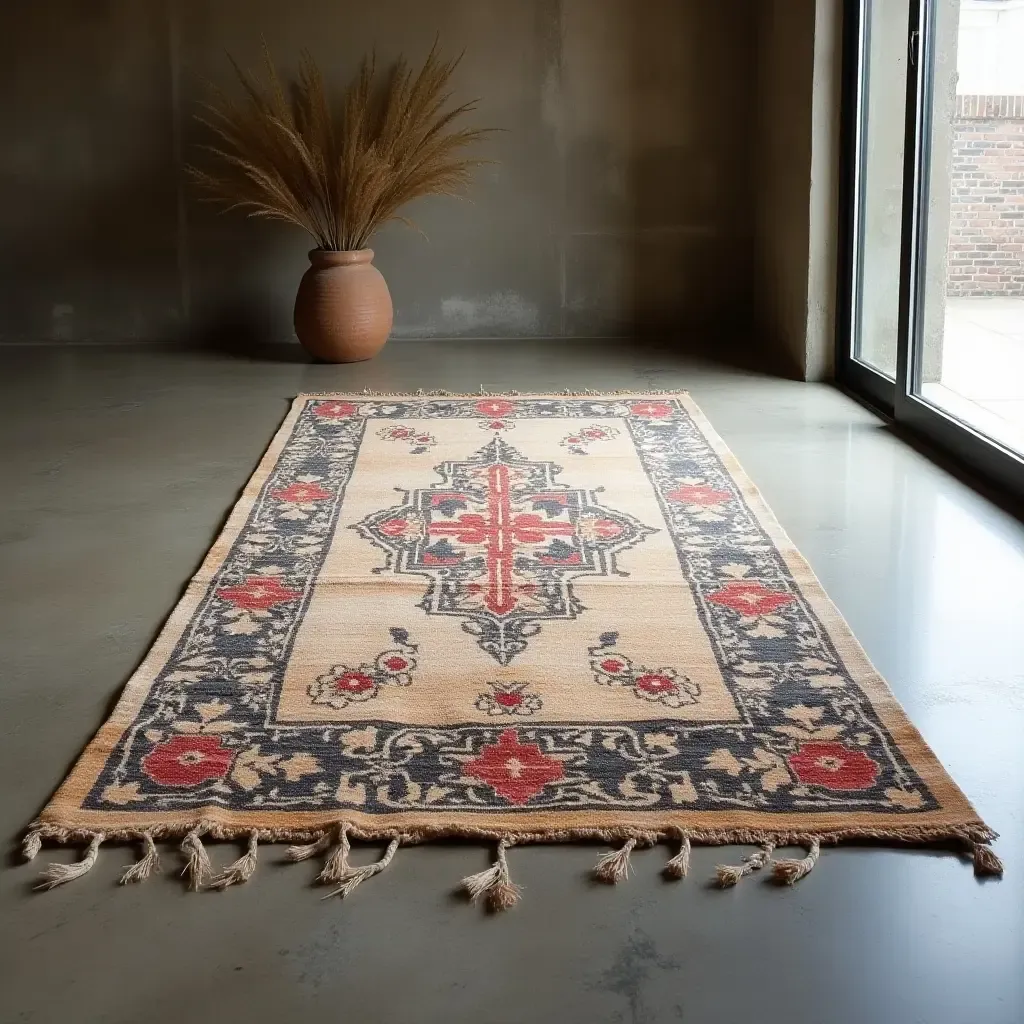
xmin=31 ymin=392 xmax=996 ymax=850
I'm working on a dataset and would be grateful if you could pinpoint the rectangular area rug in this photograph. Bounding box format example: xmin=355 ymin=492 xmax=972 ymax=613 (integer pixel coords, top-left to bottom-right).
xmin=24 ymin=392 xmax=1001 ymax=903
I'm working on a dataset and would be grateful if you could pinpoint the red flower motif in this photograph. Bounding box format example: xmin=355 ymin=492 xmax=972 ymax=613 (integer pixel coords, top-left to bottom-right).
xmin=495 ymin=690 xmax=523 ymax=708
xmin=383 ymin=656 xmax=408 ymax=672
xmin=379 ymin=518 xmax=411 ymax=537
xmin=272 ymin=481 xmax=332 ymax=503
xmin=630 ymin=401 xmax=672 ymax=418
xmin=788 ymin=742 xmax=880 ymax=791
xmin=708 ymin=580 xmax=795 ymax=617
xmin=334 ymin=670 xmax=375 ymax=694
xmin=635 ymin=673 xmax=677 ymax=695
xmin=476 ymin=399 xmax=516 ymax=417
xmin=667 ymin=483 xmax=731 ymax=506
xmin=142 ymin=735 xmax=234 ymax=788
xmin=601 ymin=658 xmax=625 ymax=673
xmin=591 ymin=518 xmax=622 ymax=538
xmin=465 ymin=729 xmax=565 ymax=804
xmin=486 ymin=419 xmax=510 ymax=430
xmin=314 ymin=401 xmax=358 ymax=419
xmin=217 ymin=575 xmax=302 ymax=611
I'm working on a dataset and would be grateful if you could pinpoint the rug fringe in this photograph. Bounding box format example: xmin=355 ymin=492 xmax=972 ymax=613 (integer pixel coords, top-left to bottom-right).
xmin=21 ymin=821 xmax=1000 ymax=847
xmin=317 ymin=825 xmax=352 ymax=884
xmin=210 ymin=831 xmax=259 ymax=889
xmin=461 ymin=839 xmax=521 ymax=912
xmin=716 ymin=843 xmax=776 ymax=888
xmin=663 ymin=828 xmax=691 ymax=880
xmin=771 ymin=838 xmax=820 ymax=886
xmin=593 ymin=837 xmax=637 ymax=884
xmin=180 ymin=825 xmax=211 ymax=891
xmin=284 ymin=831 xmax=333 ymax=862
xmin=321 ymin=838 xmax=400 ymax=900
xmin=295 ymin=389 xmax=686 ymax=399
xmin=119 ymin=832 xmax=161 ymax=885
xmin=972 ymin=842 xmax=1004 ymax=877
xmin=21 ymin=822 xmax=1004 ymax=894
xmin=36 ymin=832 xmax=104 ymax=890
xmin=22 ymin=828 xmax=43 ymax=862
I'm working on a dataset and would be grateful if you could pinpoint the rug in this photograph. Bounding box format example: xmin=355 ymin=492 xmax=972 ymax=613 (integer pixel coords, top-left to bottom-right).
xmin=24 ymin=392 xmax=1001 ymax=903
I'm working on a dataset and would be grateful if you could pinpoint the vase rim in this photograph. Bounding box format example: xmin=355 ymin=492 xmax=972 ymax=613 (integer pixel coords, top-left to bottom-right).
xmin=308 ymin=248 xmax=374 ymax=267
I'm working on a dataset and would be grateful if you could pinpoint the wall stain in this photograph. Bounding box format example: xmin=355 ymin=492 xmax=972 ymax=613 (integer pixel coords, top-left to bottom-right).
xmin=440 ymin=291 xmax=541 ymax=334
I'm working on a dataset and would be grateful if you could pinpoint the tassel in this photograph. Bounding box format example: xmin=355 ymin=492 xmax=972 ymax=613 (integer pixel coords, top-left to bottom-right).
xmin=119 ymin=833 xmax=161 ymax=885
xmin=317 ymin=826 xmax=352 ymax=884
xmin=488 ymin=877 xmax=522 ymax=912
xmin=285 ymin=831 xmax=333 ymax=863
xmin=663 ymin=828 xmax=691 ymax=880
xmin=36 ymin=833 xmax=104 ymax=890
xmin=972 ymin=842 xmax=1004 ymax=877
xmin=322 ymin=838 xmax=399 ymax=900
xmin=593 ymin=837 xmax=637 ymax=884
xmin=715 ymin=843 xmax=775 ymax=887
xmin=461 ymin=861 xmax=501 ymax=900
xmin=210 ymin=831 xmax=259 ymax=889
xmin=22 ymin=829 xmax=43 ymax=862
xmin=771 ymin=839 xmax=820 ymax=885
xmin=180 ymin=826 xmax=211 ymax=891
xmin=460 ymin=840 xmax=521 ymax=912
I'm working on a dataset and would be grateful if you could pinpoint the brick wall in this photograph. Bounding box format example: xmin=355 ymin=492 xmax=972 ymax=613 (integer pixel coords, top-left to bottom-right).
xmin=946 ymin=95 xmax=1024 ymax=297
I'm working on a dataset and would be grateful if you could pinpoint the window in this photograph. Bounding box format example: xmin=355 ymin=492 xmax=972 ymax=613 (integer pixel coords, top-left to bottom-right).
xmin=838 ymin=0 xmax=1024 ymax=500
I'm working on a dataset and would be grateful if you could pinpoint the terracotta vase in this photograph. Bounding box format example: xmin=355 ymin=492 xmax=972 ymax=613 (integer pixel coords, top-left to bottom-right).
xmin=293 ymin=248 xmax=393 ymax=362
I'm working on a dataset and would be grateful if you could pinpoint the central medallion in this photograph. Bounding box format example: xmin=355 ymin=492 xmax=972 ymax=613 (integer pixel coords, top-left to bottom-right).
xmin=355 ymin=437 xmax=655 ymax=663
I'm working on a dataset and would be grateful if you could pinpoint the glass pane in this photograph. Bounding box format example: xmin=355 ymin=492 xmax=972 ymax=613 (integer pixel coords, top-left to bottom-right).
xmin=852 ymin=0 xmax=911 ymax=379
xmin=913 ymin=0 xmax=1024 ymax=456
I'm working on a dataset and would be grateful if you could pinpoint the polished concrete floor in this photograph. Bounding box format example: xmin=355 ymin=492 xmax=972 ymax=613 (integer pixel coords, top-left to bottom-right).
xmin=2 ymin=342 xmax=1022 ymax=1024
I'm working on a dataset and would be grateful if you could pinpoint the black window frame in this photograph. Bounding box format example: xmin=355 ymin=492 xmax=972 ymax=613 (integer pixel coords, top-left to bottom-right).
xmin=836 ymin=0 xmax=1024 ymax=505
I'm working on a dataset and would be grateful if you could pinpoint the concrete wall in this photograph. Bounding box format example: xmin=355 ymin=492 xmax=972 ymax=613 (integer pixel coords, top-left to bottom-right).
xmin=0 ymin=0 xmax=757 ymax=347
xmin=805 ymin=0 xmax=842 ymax=381
xmin=752 ymin=0 xmax=840 ymax=381
xmin=752 ymin=1 xmax=812 ymax=379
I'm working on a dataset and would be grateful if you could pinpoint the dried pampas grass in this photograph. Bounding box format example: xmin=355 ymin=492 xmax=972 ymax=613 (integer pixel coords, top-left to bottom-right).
xmin=189 ymin=42 xmax=493 ymax=251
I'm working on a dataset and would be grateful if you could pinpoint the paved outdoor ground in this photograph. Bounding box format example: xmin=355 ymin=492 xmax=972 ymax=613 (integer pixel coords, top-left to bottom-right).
xmin=934 ymin=296 xmax=1024 ymax=451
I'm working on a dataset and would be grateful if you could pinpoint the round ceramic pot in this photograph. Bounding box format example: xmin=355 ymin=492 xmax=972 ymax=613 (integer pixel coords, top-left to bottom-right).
xmin=293 ymin=248 xmax=393 ymax=362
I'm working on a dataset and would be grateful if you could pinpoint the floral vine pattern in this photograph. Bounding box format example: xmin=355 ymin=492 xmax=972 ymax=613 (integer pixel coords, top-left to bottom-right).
xmin=377 ymin=424 xmax=437 ymax=454
xmin=309 ymin=628 xmax=418 ymax=709
xmin=589 ymin=632 xmax=701 ymax=708
xmin=78 ymin=396 xmax=937 ymax=817
xmin=560 ymin=423 xmax=619 ymax=455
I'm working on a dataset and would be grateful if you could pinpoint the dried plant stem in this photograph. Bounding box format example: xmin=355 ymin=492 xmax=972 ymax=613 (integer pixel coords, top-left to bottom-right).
xmin=189 ymin=42 xmax=493 ymax=251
